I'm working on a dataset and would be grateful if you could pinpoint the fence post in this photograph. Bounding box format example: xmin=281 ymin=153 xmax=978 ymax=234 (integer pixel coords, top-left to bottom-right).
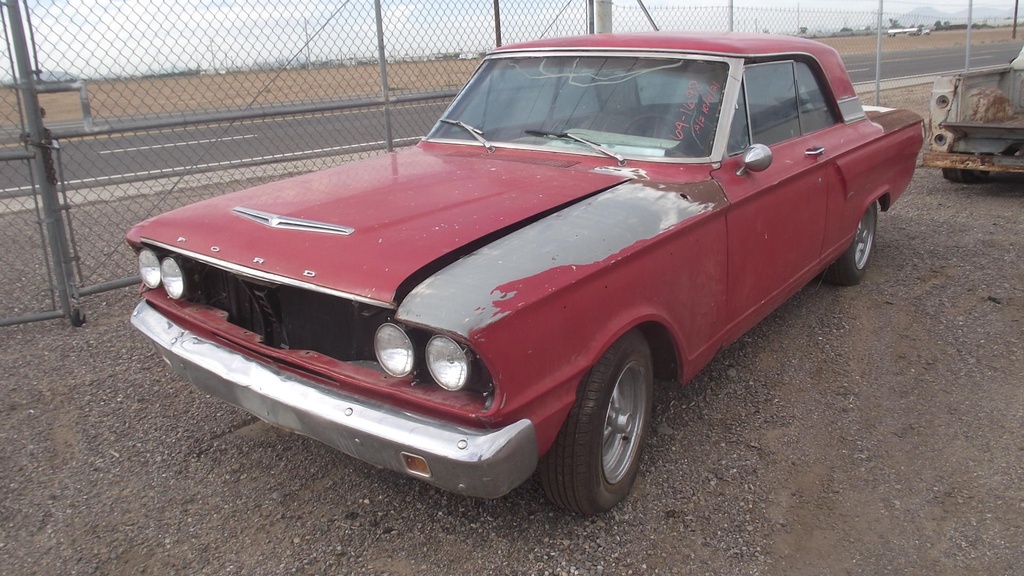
xmin=374 ymin=0 xmax=394 ymax=152
xmin=874 ymin=0 xmax=883 ymax=106
xmin=494 ymin=0 xmax=502 ymax=46
xmin=965 ymin=0 xmax=973 ymax=72
xmin=4 ymin=0 xmax=83 ymax=325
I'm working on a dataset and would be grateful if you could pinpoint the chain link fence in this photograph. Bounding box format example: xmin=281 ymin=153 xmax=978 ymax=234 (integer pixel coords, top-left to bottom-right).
xmin=1 ymin=0 xmax=1020 ymax=326
xmin=615 ymin=3 xmax=1021 ymax=96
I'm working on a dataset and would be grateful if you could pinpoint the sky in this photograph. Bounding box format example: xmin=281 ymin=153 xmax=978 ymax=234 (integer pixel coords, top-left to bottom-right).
xmin=3 ymin=0 xmax=1018 ymax=81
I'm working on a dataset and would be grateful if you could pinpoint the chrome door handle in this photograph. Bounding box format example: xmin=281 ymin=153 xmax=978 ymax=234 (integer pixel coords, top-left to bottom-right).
xmin=805 ymin=146 xmax=825 ymax=157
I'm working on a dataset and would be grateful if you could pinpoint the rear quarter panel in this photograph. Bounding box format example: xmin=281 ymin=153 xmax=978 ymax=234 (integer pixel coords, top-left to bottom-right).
xmin=824 ymin=110 xmax=922 ymax=256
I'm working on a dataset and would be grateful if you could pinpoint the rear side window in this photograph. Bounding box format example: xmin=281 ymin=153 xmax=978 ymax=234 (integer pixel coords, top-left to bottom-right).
xmin=795 ymin=62 xmax=838 ymax=133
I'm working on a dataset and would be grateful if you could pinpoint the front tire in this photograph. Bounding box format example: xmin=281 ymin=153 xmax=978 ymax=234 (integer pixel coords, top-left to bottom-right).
xmin=539 ymin=330 xmax=653 ymax=515
xmin=824 ymin=201 xmax=877 ymax=286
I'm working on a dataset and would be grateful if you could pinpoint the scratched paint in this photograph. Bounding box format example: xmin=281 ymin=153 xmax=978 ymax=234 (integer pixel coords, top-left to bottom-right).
xmin=397 ymin=180 xmax=723 ymax=337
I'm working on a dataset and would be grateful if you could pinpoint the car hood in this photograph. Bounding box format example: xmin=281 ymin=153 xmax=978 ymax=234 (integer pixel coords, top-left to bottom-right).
xmin=127 ymin=146 xmax=631 ymax=305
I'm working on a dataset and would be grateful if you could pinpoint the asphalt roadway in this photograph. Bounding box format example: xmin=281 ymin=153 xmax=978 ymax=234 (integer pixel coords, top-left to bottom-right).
xmin=1 ymin=41 xmax=1021 ymax=197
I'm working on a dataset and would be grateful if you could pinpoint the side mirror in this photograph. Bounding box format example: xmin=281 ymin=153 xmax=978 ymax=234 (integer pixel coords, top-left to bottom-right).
xmin=736 ymin=144 xmax=773 ymax=176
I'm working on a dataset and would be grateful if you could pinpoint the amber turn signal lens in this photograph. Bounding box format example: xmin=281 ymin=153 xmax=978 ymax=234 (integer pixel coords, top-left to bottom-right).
xmin=401 ymin=452 xmax=431 ymax=478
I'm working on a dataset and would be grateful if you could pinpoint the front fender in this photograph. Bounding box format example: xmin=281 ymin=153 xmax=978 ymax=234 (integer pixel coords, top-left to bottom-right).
xmin=396 ymin=179 xmax=729 ymax=452
xmin=397 ymin=180 xmax=719 ymax=337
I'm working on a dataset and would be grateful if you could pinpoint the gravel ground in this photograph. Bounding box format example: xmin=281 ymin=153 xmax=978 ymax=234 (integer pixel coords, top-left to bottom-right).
xmin=3 ymin=107 xmax=1024 ymax=574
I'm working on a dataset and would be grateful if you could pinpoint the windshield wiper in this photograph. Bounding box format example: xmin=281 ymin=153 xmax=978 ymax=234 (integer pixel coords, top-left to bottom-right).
xmin=525 ymin=129 xmax=625 ymax=166
xmin=439 ymin=118 xmax=494 ymax=152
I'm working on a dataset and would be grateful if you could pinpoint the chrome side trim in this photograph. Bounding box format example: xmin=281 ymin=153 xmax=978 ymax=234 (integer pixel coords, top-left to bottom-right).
xmin=131 ymin=301 xmax=538 ymax=499
xmin=142 ymin=239 xmax=396 ymax=309
xmin=232 ymin=206 xmax=355 ymax=236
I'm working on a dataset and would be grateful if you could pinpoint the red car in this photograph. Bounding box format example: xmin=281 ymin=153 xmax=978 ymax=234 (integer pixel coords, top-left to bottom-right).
xmin=128 ymin=32 xmax=922 ymax=514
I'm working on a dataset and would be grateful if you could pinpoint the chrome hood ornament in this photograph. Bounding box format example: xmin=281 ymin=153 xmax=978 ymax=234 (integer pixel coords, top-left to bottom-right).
xmin=232 ymin=207 xmax=354 ymax=236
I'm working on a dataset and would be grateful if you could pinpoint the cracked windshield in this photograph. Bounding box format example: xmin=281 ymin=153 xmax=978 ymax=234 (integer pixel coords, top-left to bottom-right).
xmin=428 ymin=56 xmax=730 ymax=160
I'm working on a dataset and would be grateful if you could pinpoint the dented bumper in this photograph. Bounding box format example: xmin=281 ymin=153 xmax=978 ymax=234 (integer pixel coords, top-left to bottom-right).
xmin=130 ymin=301 xmax=538 ymax=499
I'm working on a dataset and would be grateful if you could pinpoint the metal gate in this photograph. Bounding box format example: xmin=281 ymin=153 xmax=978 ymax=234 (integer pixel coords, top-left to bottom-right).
xmin=1 ymin=0 xmax=81 ymax=325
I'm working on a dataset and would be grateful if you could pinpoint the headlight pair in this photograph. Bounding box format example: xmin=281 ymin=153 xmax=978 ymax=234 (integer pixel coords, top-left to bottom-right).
xmin=374 ymin=322 xmax=472 ymax=391
xmin=138 ymin=248 xmax=187 ymax=300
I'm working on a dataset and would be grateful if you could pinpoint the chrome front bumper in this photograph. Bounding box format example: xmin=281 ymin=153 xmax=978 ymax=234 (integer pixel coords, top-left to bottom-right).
xmin=130 ymin=301 xmax=537 ymax=499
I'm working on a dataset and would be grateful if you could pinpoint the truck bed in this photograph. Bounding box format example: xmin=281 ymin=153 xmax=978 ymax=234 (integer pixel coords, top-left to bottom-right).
xmin=923 ymin=65 xmax=1024 ymax=177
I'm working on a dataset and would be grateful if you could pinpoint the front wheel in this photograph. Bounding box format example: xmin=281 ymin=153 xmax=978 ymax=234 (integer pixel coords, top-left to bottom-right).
xmin=539 ymin=330 xmax=653 ymax=515
xmin=824 ymin=202 xmax=877 ymax=286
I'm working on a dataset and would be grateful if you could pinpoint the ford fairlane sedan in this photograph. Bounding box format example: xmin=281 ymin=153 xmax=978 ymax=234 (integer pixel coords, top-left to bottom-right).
xmin=128 ymin=33 xmax=923 ymax=514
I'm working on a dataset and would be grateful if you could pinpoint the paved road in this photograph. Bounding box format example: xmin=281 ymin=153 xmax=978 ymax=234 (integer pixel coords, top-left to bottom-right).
xmin=0 ymin=99 xmax=451 ymax=197
xmin=2 ymin=40 xmax=1021 ymax=196
xmin=840 ymin=41 xmax=1021 ymax=83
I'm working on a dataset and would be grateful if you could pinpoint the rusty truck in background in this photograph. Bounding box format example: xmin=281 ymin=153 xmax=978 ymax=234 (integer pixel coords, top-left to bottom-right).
xmin=924 ymin=47 xmax=1024 ymax=183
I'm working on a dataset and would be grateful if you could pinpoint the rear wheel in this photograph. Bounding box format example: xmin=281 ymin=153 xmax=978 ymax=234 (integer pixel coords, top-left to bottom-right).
xmin=824 ymin=202 xmax=877 ymax=286
xmin=539 ymin=330 xmax=653 ymax=515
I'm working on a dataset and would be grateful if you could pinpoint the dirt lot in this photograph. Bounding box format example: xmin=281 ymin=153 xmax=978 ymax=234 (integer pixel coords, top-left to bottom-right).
xmin=2 ymin=85 xmax=1023 ymax=574
xmin=22 ymin=59 xmax=480 ymax=126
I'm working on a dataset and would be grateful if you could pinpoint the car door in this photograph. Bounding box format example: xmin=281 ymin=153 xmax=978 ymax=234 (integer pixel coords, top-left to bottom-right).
xmin=712 ymin=60 xmax=840 ymax=332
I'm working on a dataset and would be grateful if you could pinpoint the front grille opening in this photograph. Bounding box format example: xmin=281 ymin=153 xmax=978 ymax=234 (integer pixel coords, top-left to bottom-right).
xmin=184 ymin=259 xmax=390 ymax=362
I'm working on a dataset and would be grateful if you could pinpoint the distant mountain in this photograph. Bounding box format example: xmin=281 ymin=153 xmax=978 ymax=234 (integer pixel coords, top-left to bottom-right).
xmin=905 ymin=5 xmax=1013 ymax=23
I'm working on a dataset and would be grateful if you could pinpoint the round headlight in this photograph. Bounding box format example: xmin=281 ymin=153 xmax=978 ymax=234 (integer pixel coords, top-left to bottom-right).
xmin=425 ymin=335 xmax=470 ymax=391
xmin=375 ymin=323 xmax=415 ymax=377
xmin=160 ymin=257 xmax=186 ymax=300
xmin=138 ymin=248 xmax=161 ymax=289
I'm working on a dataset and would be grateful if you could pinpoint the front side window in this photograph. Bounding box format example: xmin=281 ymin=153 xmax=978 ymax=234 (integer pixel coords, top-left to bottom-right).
xmin=741 ymin=59 xmax=838 ymax=147
xmin=727 ymin=81 xmax=750 ymax=155
xmin=426 ymin=55 xmax=730 ymax=160
xmin=744 ymin=62 xmax=800 ymax=146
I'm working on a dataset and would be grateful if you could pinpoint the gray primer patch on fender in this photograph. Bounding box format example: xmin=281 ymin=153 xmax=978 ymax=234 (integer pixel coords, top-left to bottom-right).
xmin=397 ymin=180 xmax=721 ymax=337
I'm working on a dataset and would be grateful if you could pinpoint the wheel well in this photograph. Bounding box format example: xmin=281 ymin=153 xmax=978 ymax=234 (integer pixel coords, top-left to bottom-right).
xmin=877 ymin=193 xmax=891 ymax=212
xmin=635 ymin=321 xmax=679 ymax=382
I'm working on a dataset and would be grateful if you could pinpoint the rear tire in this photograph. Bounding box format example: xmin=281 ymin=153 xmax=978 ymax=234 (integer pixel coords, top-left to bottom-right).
xmin=941 ymin=168 xmax=989 ymax=183
xmin=539 ymin=330 xmax=653 ymax=515
xmin=824 ymin=202 xmax=877 ymax=286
